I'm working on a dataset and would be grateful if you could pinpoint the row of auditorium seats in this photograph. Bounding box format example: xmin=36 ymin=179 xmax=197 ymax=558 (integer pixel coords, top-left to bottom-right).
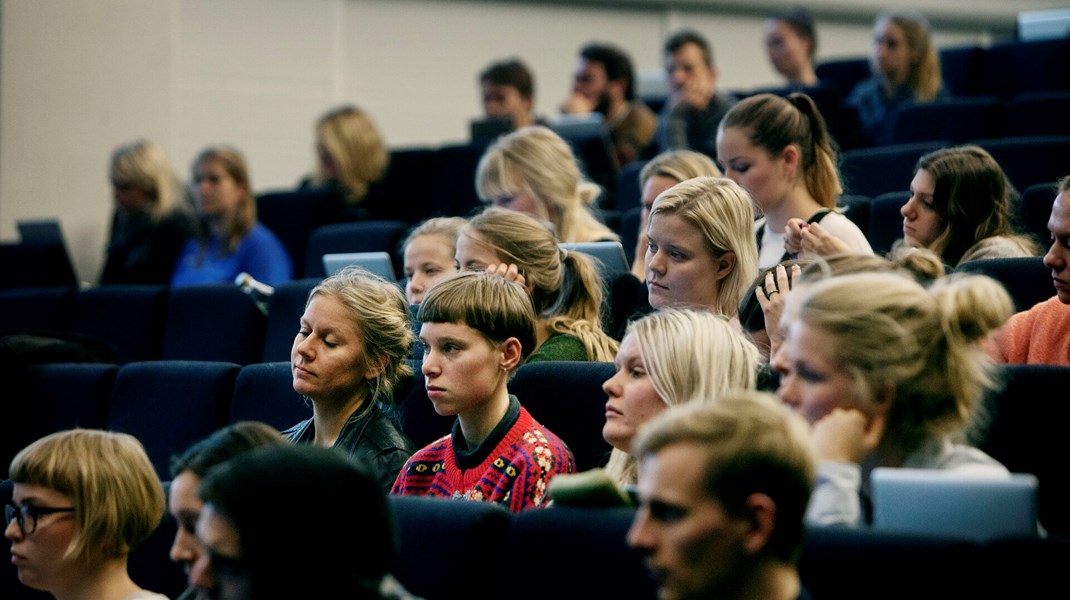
xmin=3 ymin=359 xmax=1069 ymax=599
xmin=5 ymin=359 xmax=1069 ymax=535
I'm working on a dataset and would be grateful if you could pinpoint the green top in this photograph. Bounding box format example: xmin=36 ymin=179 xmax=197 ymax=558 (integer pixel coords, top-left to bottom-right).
xmin=525 ymin=332 xmax=588 ymax=363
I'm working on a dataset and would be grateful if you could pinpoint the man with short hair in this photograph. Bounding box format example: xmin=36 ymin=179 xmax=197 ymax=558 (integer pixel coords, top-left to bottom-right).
xmin=655 ymin=29 xmax=738 ymax=160
xmin=561 ymin=42 xmax=658 ymax=166
xmin=479 ymin=58 xmax=543 ymax=130
xmin=628 ymin=391 xmax=815 ymax=600
xmin=993 ymin=176 xmax=1070 ymax=365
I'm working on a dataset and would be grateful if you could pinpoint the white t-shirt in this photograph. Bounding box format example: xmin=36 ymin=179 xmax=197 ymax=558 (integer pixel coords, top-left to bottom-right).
xmin=755 ymin=211 xmax=873 ymax=270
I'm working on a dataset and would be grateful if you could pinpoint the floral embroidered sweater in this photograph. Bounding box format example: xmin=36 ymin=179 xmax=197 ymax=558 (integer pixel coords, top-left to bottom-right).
xmin=390 ymin=397 xmax=574 ymax=512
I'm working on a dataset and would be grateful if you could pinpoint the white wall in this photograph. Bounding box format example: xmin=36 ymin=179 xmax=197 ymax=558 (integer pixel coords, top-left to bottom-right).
xmin=0 ymin=0 xmax=1057 ymax=283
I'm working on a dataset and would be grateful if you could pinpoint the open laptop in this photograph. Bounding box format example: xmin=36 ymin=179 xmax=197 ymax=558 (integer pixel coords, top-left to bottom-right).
xmin=870 ymin=467 xmax=1039 ymax=541
xmin=18 ymin=219 xmax=67 ymax=247
xmin=322 ymin=251 xmax=397 ymax=282
xmin=470 ymin=116 xmax=513 ymax=145
xmin=561 ymin=241 xmax=630 ymax=274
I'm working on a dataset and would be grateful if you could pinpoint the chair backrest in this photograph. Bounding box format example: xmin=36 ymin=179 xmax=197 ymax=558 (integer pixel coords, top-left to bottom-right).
xmin=496 ymin=505 xmax=657 ymax=600
xmin=389 ymin=495 xmax=513 ymax=600
xmin=507 ymin=360 xmax=615 ymax=472
xmin=3 ymin=362 xmax=118 ymax=480
xmin=838 ymin=194 xmax=872 ymax=239
xmin=615 ymin=159 xmax=647 ymax=213
xmin=362 ymin=146 xmax=435 ymax=223
xmin=890 ymin=97 xmax=1006 ymax=144
xmin=954 ymin=256 xmax=1055 ymax=313
xmin=161 ymin=284 xmax=267 ymax=365
xmin=939 ymin=45 xmax=985 ymax=97
xmin=551 ymin=115 xmax=620 ymax=208
xmin=618 ymin=206 xmax=642 ymax=267
xmin=975 ymin=364 xmax=1070 ymax=535
xmin=867 ymin=191 xmax=908 ymax=256
xmin=603 ymin=270 xmax=644 ymax=341
xmin=561 ymin=241 xmax=630 ymax=275
xmin=261 ymin=277 xmax=319 ymax=363
xmin=425 ymin=143 xmax=486 ymax=219
xmin=979 ymin=37 xmax=1070 ymax=100
xmin=107 ymin=360 xmax=240 ymax=479
xmin=230 ymin=361 xmax=311 ymax=430
xmin=1007 ymin=90 xmax=1070 ymax=137
xmin=394 ymin=359 xmax=454 ymax=449
xmin=256 ymin=188 xmax=340 ymax=279
xmin=840 ymin=141 xmax=945 ymax=199
xmin=304 ymin=220 xmax=409 ymax=279
xmin=973 ymin=135 xmax=1070 ymax=193
xmin=69 ymin=284 xmax=169 ymax=364
xmin=1019 ymin=182 xmax=1059 ymax=248
xmin=814 ymin=56 xmax=870 ymax=98
xmin=0 ymin=286 xmax=74 ymax=331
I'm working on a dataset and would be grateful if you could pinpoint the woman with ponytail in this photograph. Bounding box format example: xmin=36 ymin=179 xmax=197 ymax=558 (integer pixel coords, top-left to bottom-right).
xmin=456 ymin=206 xmax=619 ymax=362
xmin=716 ymin=92 xmax=872 ymax=269
xmin=772 ymin=271 xmax=1014 ymax=527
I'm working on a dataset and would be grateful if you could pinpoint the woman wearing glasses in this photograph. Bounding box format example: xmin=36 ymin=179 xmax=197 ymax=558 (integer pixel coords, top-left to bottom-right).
xmin=4 ymin=429 xmax=168 ymax=600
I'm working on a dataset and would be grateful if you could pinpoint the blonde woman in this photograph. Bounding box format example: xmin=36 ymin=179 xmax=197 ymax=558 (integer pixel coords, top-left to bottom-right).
xmin=847 ymin=10 xmax=946 ymax=146
xmin=400 ymin=216 xmax=467 ymax=305
xmin=307 ymin=105 xmax=389 ymax=220
xmin=774 ymin=272 xmax=1013 ymax=526
xmin=476 ymin=125 xmax=618 ymax=244
xmin=645 ymin=176 xmax=759 ymax=317
xmin=630 ymin=150 xmax=721 ymax=280
xmin=456 ymin=207 xmax=618 ymax=362
xmin=171 ymin=145 xmax=292 ymax=286
xmin=283 ymin=266 xmax=416 ymax=493
xmin=602 ymin=308 xmax=759 ymax=487
xmin=5 ymin=429 xmax=168 ymax=600
xmin=101 ymin=139 xmax=195 ymax=284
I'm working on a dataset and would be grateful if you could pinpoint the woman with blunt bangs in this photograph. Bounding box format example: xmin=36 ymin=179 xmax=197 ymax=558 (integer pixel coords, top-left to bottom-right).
xmin=5 ymin=429 xmax=167 ymax=600
xmin=476 ymin=125 xmax=618 ymax=244
xmin=601 ymin=308 xmax=760 ymax=487
xmin=773 ymin=272 xmax=1014 ymax=527
xmin=645 ymin=176 xmax=758 ymax=317
xmin=456 ymin=207 xmax=618 ymax=362
xmin=717 ymin=92 xmax=872 ymax=270
xmin=283 ymin=266 xmax=416 ymax=493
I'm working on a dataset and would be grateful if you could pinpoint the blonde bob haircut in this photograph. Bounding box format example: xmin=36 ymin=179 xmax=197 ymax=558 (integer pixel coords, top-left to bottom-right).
xmin=418 ymin=270 xmax=538 ymax=372
xmin=306 ymin=266 xmax=414 ymax=405
xmin=648 ymin=176 xmax=759 ymax=317
xmin=315 ymin=105 xmax=389 ymax=204
xmin=110 ymin=139 xmax=183 ymax=220
xmin=475 ymin=125 xmax=618 ymax=244
xmin=462 ymin=207 xmax=618 ymax=361
xmin=8 ymin=429 xmax=165 ymax=562
xmin=605 ymin=308 xmax=760 ymax=486
xmin=782 ymin=271 xmax=1013 ymax=453
xmin=875 ymin=10 xmax=943 ymax=101
xmin=192 ymin=145 xmax=257 ymax=255
xmin=633 ymin=391 xmax=815 ymax=562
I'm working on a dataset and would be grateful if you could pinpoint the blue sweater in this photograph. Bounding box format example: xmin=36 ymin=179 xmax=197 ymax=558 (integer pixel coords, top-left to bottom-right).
xmin=170 ymin=223 xmax=292 ymax=287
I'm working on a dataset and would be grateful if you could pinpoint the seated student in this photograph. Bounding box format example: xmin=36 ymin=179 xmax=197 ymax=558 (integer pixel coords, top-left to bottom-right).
xmin=5 ymin=429 xmax=168 ymax=600
xmin=400 ymin=216 xmax=467 ymax=305
xmin=190 ymin=444 xmax=413 ymax=599
xmin=283 ymin=266 xmax=416 ymax=493
xmin=717 ymin=92 xmax=872 ymax=269
xmin=479 ymin=58 xmax=547 ymax=131
xmin=476 ymin=125 xmax=619 ymax=244
xmin=764 ymin=8 xmax=820 ymax=89
xmin=298 ymin=105 xmax=390 ymax=222
xmin=797 ymin=145 xmax=1039 ymax=267
xmin=773 ymin=271 xmax=1013 ymax=527
xmin=100 ymin=139 xmax=195 ymax=285
xmin=171 ymin=145 xmax=292 ymax=287
xmin=645 ymin=176 xmax=758 ymax=318
xmin=991 ymin=176 xmax=1070 ymax=366
xmin=629 ymin=150 xmax=721 ymax=281
xmin=167 ymin=421 xmax=287 ymax=600
xmin=846 ymin=10 xmax=947 ymax=147
xmin=560 ymin=42 xmax=658 ymax=167
xmin=655 ymin=29 xmax=738 ymax=159
xmin=457 ymin=207 xmax=618 ymax=362
xmin=599 ymin=308 xmax=759 ymax=489
xmin=628 ymin=392 xmax=816 ymax=600
xmin=391 ymin=271 xmax=575 ymax=512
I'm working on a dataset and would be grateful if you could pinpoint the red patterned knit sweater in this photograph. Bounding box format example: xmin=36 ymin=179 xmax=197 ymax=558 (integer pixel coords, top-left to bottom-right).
xmin=390 ymin=405 xmax=574 ymax=512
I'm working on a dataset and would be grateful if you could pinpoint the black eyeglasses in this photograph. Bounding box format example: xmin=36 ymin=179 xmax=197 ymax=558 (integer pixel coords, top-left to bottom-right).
xmin=5 ymin=502 xmax=76 ymax=536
